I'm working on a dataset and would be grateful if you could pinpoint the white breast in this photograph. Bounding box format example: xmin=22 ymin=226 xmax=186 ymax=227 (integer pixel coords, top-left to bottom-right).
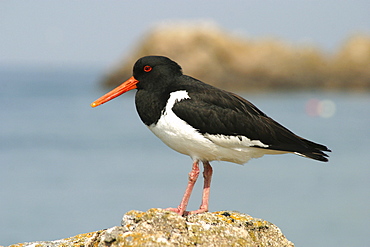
xmin=148 ymin=90 xmax=283 ymax=164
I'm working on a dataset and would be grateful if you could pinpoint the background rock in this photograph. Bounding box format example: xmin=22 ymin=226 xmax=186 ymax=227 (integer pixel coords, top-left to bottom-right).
xmin=8 ymin=208 xmax=294 ymax=247
xmin=101 ymin=22 xmax=370 ymax=92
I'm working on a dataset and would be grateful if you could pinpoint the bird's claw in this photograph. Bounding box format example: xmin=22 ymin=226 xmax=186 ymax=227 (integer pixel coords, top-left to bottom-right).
xmin=165 ymin=207 xmax=208 ymax=216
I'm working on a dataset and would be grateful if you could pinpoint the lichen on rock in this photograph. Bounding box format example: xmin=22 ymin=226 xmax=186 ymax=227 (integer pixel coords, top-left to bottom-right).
xmin=118 ymin=208 xmax=294 ymax=246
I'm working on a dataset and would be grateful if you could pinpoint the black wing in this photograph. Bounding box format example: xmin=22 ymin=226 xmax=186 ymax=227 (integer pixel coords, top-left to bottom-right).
xmin=172 ymin=79 xmax=331 ymax=162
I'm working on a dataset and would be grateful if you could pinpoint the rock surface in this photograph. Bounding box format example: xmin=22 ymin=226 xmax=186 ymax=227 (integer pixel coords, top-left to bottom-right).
xmin=101 ymin=22 xmax=370 ymax=92
xmin=7 ymin=208 xmax=294 ymax=247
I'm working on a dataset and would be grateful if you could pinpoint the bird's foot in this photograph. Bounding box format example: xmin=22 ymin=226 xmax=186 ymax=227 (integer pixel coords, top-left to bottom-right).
xmin=165 ymin=206 xmax=208 ymax=216
xmin=186 ymin=207 xmax=208 ymax=215
xmin=165 ymin=207 xmax=187 ymax=216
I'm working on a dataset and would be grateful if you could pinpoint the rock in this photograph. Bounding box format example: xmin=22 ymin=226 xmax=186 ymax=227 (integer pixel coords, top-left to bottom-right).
xmin=330 ymin=34 xmax=370 ymax=90
xmin=8 ymin=208 xmax=294 ymax=247
xmin=101 ymin=22 xmax=370 ymax=92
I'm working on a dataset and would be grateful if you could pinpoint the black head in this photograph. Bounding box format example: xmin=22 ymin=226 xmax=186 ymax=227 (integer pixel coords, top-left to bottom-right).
xmin=133 ymin=56 xmax=183 ymax=90
xmin=91 ymin=56 xmax=182 ymax=108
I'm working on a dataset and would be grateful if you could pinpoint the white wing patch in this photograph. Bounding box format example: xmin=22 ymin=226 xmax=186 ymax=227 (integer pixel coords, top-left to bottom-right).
xmin=203 ymin=134 xmax=269 ymax=150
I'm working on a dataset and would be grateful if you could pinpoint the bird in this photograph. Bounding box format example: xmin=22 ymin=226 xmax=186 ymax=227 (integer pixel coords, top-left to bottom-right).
xmin=91 ymin=55 xmax=331 ymax=216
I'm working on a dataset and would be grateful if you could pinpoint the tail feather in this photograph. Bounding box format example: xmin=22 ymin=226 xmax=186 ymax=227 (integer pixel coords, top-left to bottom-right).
xmin=295 ymin=138 xmax=331 ymax=162
xmin=295 ymin=151 xmax=330 ymax=162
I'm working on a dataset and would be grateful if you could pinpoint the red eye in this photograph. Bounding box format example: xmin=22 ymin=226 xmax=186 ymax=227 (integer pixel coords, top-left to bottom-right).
xmin=143 ymin=65 xmax=152 ymax=72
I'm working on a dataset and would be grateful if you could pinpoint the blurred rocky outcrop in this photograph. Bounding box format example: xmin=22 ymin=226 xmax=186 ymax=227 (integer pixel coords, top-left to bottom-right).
xmin=8 ymin=208 xmax=294 ymax=247
xmin=102 ymin=22 xmax=370 ymax=91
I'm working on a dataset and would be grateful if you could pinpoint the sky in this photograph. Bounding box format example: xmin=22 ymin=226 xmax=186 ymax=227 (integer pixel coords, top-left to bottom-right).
xmin=1 ymin=1 xmax=369 ymax=69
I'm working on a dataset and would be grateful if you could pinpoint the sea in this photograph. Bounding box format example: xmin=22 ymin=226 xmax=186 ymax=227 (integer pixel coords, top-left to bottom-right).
xmin=1 ymin=66 xmax=369 ymax=247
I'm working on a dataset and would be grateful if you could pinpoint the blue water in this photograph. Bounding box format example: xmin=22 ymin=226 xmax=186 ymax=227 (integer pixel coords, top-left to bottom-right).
xmin=1 ymin=67 xmax=369 ymax=246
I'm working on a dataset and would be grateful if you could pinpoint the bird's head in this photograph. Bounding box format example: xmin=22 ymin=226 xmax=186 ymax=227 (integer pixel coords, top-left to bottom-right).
xmin=91 ymin=56 xmax=182 ymax=107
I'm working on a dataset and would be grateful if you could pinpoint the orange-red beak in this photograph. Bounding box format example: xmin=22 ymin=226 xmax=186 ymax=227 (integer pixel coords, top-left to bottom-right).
xmin=90 ymin=76 xmax=139 ymax=107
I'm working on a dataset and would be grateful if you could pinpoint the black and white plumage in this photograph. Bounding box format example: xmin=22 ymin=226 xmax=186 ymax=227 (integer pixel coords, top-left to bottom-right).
xmin=91 ymin=56 xmax=331 ymax=215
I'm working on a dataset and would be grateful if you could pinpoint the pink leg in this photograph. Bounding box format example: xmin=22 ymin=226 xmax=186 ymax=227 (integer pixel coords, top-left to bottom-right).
xmin=166 ymin=160 xmax=200 ymax=216
xmin=188 ymin=161 xmax=213 ymax=215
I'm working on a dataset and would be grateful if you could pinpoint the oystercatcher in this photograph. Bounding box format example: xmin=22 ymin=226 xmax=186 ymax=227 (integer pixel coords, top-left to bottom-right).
xmin=91 ymin=56 xmax=330 ymax=216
